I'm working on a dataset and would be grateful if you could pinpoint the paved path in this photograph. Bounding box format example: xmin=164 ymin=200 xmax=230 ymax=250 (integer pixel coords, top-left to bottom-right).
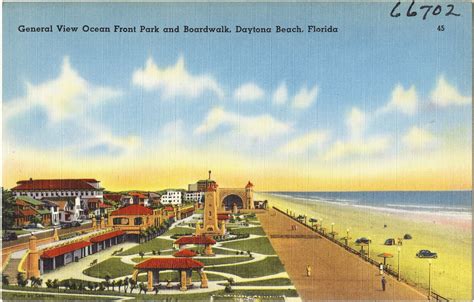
xmin=257 ymin=209 xmax=427 ymax=301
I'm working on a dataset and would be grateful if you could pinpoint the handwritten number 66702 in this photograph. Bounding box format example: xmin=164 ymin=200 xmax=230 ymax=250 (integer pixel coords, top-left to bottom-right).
xmin=391 ymin=1 xmax=461 ymax=20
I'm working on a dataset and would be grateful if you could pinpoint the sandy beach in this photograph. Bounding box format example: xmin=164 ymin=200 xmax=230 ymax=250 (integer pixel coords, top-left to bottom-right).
xmin=256 ymin=192 xmax=472 ymax=301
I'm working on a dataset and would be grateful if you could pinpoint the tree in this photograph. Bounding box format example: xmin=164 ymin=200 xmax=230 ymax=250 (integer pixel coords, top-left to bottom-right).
xmin=2 ymin=189 xmax=16 ymax=231
xmin=129 ymin=279 xmax=137 ymax=293
xmin=86 ymin=281 xmax=95 ymax=291
xmin=116 ymin=279 xmax=123 ymax=292
xmin=45 ymin=279 xmax=53 ymax=288
xmin=30 ymin=214 xmax=42 ymax=225
xmin=139 ymin=251 xmax=145 ymax=259
xmin=16 ymin=273 xmax=27 ymax=287
xmin=52 ymin=279 xmax=59 ymax=289
xmin=111 ymin=280 xmax=116 ymax=291
xmin=123 ymin=277 xmax=129 ymax=293
xmin=104 ymin=273 xmax=112 ymax=290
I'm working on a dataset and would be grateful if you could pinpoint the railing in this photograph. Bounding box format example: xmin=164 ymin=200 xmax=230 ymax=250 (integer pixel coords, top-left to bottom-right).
xmin=272 ymin=206 xmax=450 ymax=302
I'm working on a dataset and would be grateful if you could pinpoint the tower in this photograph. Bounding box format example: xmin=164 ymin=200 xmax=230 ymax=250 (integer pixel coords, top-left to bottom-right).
xmin=27 ymin=235 xmax=40 ymax=278
xmin=196 ymin=182 xmax=224 ymax=236
xmin=245 ymin=181 xmax=254 ymax=209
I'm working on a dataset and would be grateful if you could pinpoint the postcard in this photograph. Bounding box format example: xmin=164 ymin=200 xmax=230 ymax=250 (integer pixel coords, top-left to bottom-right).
xmin=1 ymin=1 xmax=472 ymax=301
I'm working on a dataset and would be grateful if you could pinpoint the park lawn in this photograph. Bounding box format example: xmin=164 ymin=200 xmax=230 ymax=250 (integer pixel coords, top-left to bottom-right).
xmin=206 ymin=256 xmax=285 ymax=278
xmin=222 ymin=278 xmax=292 ymax=286
xmin=197 ymin=256 xmax=250 ymax=266
xmin=229 ymin=227 xmax=266 ymax=236
xmin=118 ymin=238 xmax=174 ymax=256
xmin=220 ymin=237 xmax=276 ymax=255
xmin=83 ymin=258 xmax=134 ymax=279
xmin=211 ymin=247 xmax=241 ymax=255
xmin=1 ymin=291 xmax=116 ymax=301
xmin=232 ymin=289 xmax=298 ymax=298
xmin=162 ymin=227 xmax=194 ymax=236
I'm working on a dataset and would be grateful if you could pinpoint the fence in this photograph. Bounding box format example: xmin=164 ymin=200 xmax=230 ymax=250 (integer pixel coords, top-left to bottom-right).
xmin=272 ymin=206 xmax=450 ymax=302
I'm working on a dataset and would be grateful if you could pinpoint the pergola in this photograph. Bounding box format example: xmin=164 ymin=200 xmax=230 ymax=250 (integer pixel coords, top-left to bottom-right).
xmin=134 ymin=258 xmax=208 ymax=291
xmin=174 ymin=236 xmax=217 ymax=255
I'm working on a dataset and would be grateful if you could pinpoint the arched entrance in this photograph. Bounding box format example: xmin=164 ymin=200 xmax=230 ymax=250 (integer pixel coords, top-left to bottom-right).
xmin=222 ymin=194 xmax=243 ymax=211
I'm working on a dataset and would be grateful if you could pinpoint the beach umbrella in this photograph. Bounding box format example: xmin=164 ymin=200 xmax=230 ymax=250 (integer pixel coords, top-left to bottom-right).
xmin=378 ymin=252 xmax=394 ymax=265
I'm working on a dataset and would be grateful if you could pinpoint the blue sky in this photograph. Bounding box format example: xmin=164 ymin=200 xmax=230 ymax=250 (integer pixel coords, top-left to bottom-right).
xmin=2 ymin=2 xmax=472 ymax=191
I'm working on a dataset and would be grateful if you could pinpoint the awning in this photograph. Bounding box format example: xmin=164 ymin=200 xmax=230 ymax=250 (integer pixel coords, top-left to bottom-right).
xmin=41 ymin=240 xmax=91 ymax=259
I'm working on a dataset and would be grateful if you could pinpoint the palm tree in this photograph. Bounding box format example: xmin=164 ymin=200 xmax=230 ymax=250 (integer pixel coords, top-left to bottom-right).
xmin=86 ymin=281 xmax=95 ymax=291
xmin=104 ymin=273 xmax=112 ymax=290
xmin=139 ymin=251 xmax=145 ymax=259
xmin=2 ymin=274 xmax=9 ymax=286
xmin=116 ymin=279 xmax=123 ymax=292
xmin=129 ymin=279 xmax=137 ymax=293
xmin=123 ymin=277 xmax=129 ymax=293
xmin=16 ymin=273 xmax=26 ymax=287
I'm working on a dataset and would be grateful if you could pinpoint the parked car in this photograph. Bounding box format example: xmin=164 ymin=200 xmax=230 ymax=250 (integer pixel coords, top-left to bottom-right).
xmin=416 ymin=250 xmax=438 ymax=258
xmin=384 ymin=238 xmax=396 ymax=245
xmin=35 ymin=223 xmax=45 ymax=229
xmin=355 ymin=237 xmax=371 ymax=244
xmin=71 ymin=221 xmax=81 ymax=227
xmin=404 ymin=233 xmax=412 ymax=240
xmin=60 ymin=222 xmax=73 ymax=229
xmin=2 ymin=231 xmax=18 ymax=241
xmin=24 ymin=223 xmax=37 ymax=229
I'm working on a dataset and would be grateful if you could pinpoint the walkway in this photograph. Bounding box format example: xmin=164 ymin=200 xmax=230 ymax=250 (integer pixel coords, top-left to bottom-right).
xmin=257 ymin=208 xmax=427 ymax=301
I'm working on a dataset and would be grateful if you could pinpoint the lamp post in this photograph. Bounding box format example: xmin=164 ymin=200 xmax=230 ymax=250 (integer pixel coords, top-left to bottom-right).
xmin=320 ymin=219 xmax=323 ymax=232
xmin=397 ymin=246 xmax=401 ymax=281
xmin=367 ymin=237 xmax=371 ymax=259
xmin=331 ymin=222 xmax=335 ymax=238
xmin=428 ymin=259 xmax=432 ymax=300
xmin=345 ymin=228 xmax=350 ymax=246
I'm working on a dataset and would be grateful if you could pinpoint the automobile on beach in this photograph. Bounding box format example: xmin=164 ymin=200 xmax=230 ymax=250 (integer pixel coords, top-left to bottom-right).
xmin=384 ymin=238 xmax=396 ymax=245
xmin=416 ymin=250 xmax=438 ymax=258
xmin=355 ymin=237 xmax=371 ymax=244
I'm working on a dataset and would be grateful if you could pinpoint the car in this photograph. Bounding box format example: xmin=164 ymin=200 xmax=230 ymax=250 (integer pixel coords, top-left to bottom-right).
xmin=355 ymin=237 xmax=371 ymax=244
xmin=2 ymin=231 xmax=18 ymax=241
xmin=60 ymin=222 xmax=73 ymax=229
xmin=71 ymin=221 xmax=81 ymax=227
xmin=416 ymin=250 xmax=438 ymax=259
xmin=24 ymin=223 xmax=38 ymax=229
xmin=384 ymin=238 xmax=396 ymax=245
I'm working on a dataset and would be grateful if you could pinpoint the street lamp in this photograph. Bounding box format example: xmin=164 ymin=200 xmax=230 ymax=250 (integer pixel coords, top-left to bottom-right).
xmin=397 ymin=246 xmax=401 ymax=281
xmin=346 ymin=228 xmax=350 ymax=246
xmin=320 ymin=219 xmax=323 ymax=232
xmin=331 ymin=222 xmax=335 ymax=238
xmin=367 ymin=237 xmax=371 ymax=258
xmin=428 ymin=259 xmax=432 ymax=300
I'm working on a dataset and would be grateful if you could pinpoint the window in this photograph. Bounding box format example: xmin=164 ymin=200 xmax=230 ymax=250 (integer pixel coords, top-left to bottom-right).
xmin=113 ymin=217 xmax=128 ymax=225
xmin=134 ymin=217 xmax=143 ymax=225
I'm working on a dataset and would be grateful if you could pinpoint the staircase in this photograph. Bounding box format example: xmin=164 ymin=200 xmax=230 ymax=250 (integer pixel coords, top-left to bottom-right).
xmin=2 ymin=258 xmax=21 ymax=284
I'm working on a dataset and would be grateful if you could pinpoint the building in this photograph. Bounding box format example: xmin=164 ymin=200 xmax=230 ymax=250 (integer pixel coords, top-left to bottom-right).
xmin=184 ymin=191 xmax=204 ymax=203
xmin=160 ymin=190 xmax=182 ymax=206
xmin=40 ymin=240 xmax=91 ymax=273
xmin=108 ymin=204 xmax=162 ymax=241
xmin=44 ymin=197 xmax=82 ymax=222
xmin=129 ymin=192 xmax=149 ymax=207
xmin=41 ymin=200 xmax=60 ymax=225
xmin=14 ymin=196 xmax=52 ymax=226
xmin=195 ymin=183 xmax=225 ymax=236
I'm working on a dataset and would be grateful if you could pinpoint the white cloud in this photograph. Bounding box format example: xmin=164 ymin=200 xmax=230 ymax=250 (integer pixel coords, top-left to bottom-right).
xmin=195 ymin=107 xmax=290 ymax=139
xmin=291 ymin=85 xmax=318 ymax=109
xmin=272 ymin=82 xmax=288 ymax=105
xmin=347 ymin=107 xmax=366 ymax=139
xmin=403 ymin=126 xmax=435 ymax=150
xmin=4 ymin=57 xmax=122 ymax=122
xmin=430 ymin=75 xmax=471 ymax=106
xmin=325 ymin=136 xmax=390 ymax=160
xmin=280 ymin=130 xmax=329 ymax=155
xmin=377 ymin=84 xmax=418 ymax=115
xmin=234 ymin=83 xmax=265 ymax=102
xmin=132 ymin=56 xmax=224 ymax=99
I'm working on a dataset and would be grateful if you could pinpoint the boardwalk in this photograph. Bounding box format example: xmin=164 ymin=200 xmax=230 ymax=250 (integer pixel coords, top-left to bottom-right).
xmin=258 ymin=209 xmax=427 ymax=301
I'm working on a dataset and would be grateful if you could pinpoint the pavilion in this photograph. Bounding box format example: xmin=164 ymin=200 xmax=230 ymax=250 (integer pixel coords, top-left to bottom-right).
xmin=174 ymin=236 xmax=217 ymax=255
xmin=134 ymin=258 xmax=208 ymax=291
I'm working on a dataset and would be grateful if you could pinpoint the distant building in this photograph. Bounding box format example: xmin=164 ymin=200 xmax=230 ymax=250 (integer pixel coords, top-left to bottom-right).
xmin=44 ymin=197 xmax=82 ymax=222
xmin=188 ymin=183 xmax=198 ymax=192
xmin=108 ymin=204 xmax=162 ymax=241
xmin=14 ymin=196 xmax=52 ymax=226
xmin=184 ymin=191 xmax=204 ymax=203
xmin=129 ymin=192 xmax=149 ymax=207
xmin=41 ymin=200 xmax=60 ymax=225
xmin=11 ymin=179 xmax=104 ymax=206
xmin=160 ymin=190 xmax=182 ymax=205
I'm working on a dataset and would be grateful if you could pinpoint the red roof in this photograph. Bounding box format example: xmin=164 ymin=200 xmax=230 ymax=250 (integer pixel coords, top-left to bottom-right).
xmin=174 ymin=236 xmax=216 ymax=245
xmin=173 ymin=249 xmax=198 ymax=257
xmin=129 ymin=192 xmax=147 ymax=199
xmin=18 ymin=209 xmax=37 ymax=217
xmin=164 ymin=206 xmax=174 ymax=211
xmin=245 ymin=181 xmax=254 ymax=188
xmin=182 ymin=207 xmax=194 ymax=213
xmin=87 ymin=198 xmax=101 ymax=204
xmin=89 ymin=230 xmax=125 ymax=243
xmin=217 ymin=213 xmax=230 ymax=220
xmin=103 ymin=194 xmax=123 ymax=202
xmin=13 ymin=179 xmax=98 ymax=191
xmin=41 ymin=241 xmax=91 ymax=259
xmin=98 ymin=203 xmax=112 ymax=208
xmin=110 ymin=204 xmax=153 ymax=216
xmin=135 ymin=258 xmax=204 ymax=270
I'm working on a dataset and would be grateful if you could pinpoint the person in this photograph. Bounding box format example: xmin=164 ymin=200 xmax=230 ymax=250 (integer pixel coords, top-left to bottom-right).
xmin=306 ymin=265 xmax=312 ymax=277
xmin=381 ymin=276 xmax=387 ymax=291
xmin=379 ymin=263 xmax=384 ymax=275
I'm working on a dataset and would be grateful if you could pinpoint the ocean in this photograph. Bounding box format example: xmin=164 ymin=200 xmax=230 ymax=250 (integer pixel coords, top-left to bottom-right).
xmin=265 ymin=191 xmax=472 ymax=218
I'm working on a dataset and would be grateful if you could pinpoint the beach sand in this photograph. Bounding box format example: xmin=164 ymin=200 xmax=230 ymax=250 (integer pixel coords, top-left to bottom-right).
xmin=256 ymin=192 xmax=472 ymax=301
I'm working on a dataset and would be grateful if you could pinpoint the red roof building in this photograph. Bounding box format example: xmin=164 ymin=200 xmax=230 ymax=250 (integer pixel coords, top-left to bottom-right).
xmin=41 ymin=241 xmax=91 ymax=259
xmin=110 ymin=204 xmax=153 ymax=216
xmin=103 ymin=194 xmax=123 ymax=203
xmin=135 ymin=258 xmax=204 ymax=270
xmin=217 ymin=213 xmax=230 ymax=221
xmin=173 ymin=249 xmax=198 ymax=257
xmin=164 ymin=206 xmax=174 ymax=212
xmin=13 ymin=179 xmax=99 ymax=191
xmin=174 ymin=236 xmax=216 ymax=245
xmin=89 ymin=230 xmax=125 ymax=243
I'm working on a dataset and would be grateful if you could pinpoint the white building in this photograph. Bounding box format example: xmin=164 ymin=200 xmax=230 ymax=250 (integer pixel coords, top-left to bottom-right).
xmin=160 ymin=190 xmax=183 ymax=205
xmin=11 ymin=179 xmax=104 ymax=204
xmin=184 ymin=191 xmax=204 ymax=203
xmin=42 ymin=200 xmax=60 ymax=225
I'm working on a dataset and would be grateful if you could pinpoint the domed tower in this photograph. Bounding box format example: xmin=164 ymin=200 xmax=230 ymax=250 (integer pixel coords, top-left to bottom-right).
xmin=245 ymin=181 xmax=254 ymax=209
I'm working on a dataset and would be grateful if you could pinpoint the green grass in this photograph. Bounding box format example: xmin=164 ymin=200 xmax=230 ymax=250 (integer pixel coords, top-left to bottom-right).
xmin=163 ymin=227 xmax=194 ymax=236
xmin=206 ymin=256 xmax=285 ymax=278
xmin=231 ymin=289 xmax=298 ymax=298
xmin=229 ymin=227 xmax=266 ymax=236
xmin=137 ymin=271 xmax=227 ymax=282
xmin=197 ymin=256 xmax=250 ymax=266
xmin=1 ymin=291 xmax=115 ymax=301
xmin=220 ymin=237 xmax=276 ymax=255
xmin=222 ymin=278 xmax=292 ymax=286
xmin=118 ymin=238 xmax=174 ymax=256
xmin=212 ymin=247 xmax=242 ymax=255
xmin=83 ymin=258 xmax=134 ymax=279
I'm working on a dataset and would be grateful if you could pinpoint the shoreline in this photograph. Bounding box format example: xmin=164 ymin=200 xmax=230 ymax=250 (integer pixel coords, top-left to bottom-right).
xmin=256 ymin=192 xmax=472 ymax=300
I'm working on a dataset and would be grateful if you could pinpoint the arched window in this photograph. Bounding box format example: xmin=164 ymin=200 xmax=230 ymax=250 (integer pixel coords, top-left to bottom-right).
xmin=134 ymin=217 xmax=143 ymax=225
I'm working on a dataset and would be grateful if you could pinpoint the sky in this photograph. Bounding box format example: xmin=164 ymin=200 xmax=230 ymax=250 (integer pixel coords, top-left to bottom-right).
xmin=2 ymin=2 xmax=472 ymax=191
